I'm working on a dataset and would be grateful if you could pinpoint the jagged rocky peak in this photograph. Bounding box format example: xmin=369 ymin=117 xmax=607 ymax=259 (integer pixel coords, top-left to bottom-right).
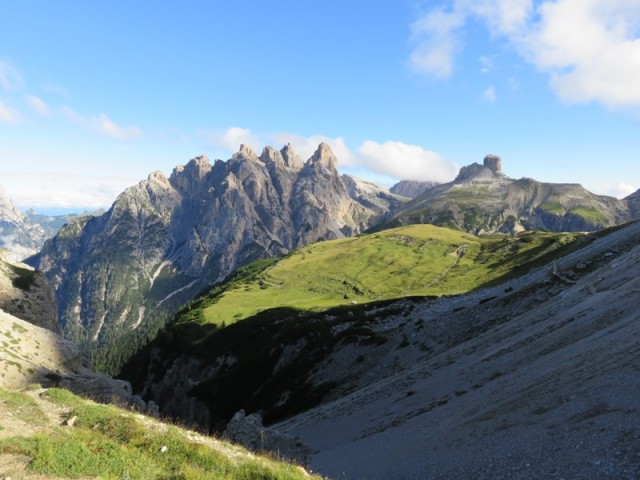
xmin=147 ymin=170 xmax=170 ymax=185
xmin=259 ymin=145 xmax=285 ymax=166
xmin=280 ymin=143 xmax=305 ymax=171
xmin=238 ymin=143 xmax=258 ymax=158
xmin=308 ymin=142 xmax=337 ymax=170
xmin=170 ymin=155 xmax=212 ymax=192
xmin=455 ymin=154 xmax=505 ymax=181
xmin=484 ymin=154 xmax=502 ymax=173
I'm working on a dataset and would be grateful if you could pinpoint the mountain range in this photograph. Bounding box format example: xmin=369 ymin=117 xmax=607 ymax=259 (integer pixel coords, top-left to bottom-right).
xmin=26 ymin=143 xmax=404 ymax=370
xmin=0 ymin=190 xmax=96 ymax=261
xmin=2 ymin=144 xmax=640 ymax=478
xmin=23 ymin=146 xmax=640 ymax=372
xmin=385 ymin=154 xmax=639 ymax=234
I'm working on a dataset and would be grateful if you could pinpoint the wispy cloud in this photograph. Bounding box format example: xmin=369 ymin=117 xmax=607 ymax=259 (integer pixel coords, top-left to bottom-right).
xmin=0 ymin=100 xmax=21 ymax=124
xmin=410 ymin=0 xmax=640 ymax=112
xmin=200 ymin=126 xmax=260 ymax=152
xmin=409 ymin=7 xmax=465 ymax=78
xmin=481 ymin=85 xmax=497 ymax=102
xmin=271 ymin=132 xmax=357 ymax=165
xmin=24 ymin=94 xmax=51 ymax=116
xmin=595 ymin=181 xmax=638 ymax=199
xmin=0 ymin=59 xmax=23 ymax=90
xmin=60 ymin=106 xmax=143 ymax=140
xmin=90 ymin=113 xmax=143 ymax=140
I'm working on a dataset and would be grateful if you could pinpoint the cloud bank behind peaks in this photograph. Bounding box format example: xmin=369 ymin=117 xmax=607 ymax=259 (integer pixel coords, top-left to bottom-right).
xmin=205 ymin=128 xmax=458 ymax=184
xmin=410 ymin=0 xmax=640 ymax=112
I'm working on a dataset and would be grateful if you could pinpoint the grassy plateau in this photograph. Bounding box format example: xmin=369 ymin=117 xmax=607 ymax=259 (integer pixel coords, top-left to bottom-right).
xmin=177 ymin=224 xmax=587 ymax=331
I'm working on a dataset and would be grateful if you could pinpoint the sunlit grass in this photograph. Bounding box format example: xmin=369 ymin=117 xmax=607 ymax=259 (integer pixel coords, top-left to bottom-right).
xmin=188 ymin=224 xmax=584 ymax=328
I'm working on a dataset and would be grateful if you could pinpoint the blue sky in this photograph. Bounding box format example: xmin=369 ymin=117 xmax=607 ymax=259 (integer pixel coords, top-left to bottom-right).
xmin=1 ymin=0 xmax=639 ymax=212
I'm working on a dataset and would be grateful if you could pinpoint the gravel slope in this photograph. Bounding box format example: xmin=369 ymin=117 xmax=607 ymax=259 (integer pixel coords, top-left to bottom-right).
xmin=277 ymin=221 xmax=640 ymax=479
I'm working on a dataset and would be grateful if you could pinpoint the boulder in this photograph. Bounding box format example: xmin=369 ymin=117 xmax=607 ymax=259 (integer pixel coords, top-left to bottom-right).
xmin=224 ymin=410 xmax=313 ymax=464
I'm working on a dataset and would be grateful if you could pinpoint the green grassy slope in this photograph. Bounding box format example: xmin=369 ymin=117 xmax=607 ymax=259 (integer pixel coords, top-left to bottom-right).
xmin=177 ymin=224 xmax=586 ymax=330
xmin=0 ymin=387 xmax=317 ymax=480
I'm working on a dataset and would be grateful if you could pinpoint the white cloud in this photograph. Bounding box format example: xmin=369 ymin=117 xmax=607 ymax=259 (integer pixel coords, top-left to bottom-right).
xmin=595 ymin=181 xmax=638 ymax=199
xmin=271 ymin=132 xmax=358 ymax=164
xmin=521 ymin=0 xmax=640 ymax=110
xmin=60 ymin=107 xmax=142 ymax=140
xmin=410 ymin=0 xmax=640 ymax=111
xmin=0 ymin=100 xmax=21 ymax=124
xmin=200 ymin=126 xmax=260 ymax=152
xmin=479 ymin=55 xmax=493 ymax=73
xmin=409 ymin=7 xmax=465 ymax=78
xmin=199 ymin=127 xmax=456 ymax=184
xmin=481 ymin=85 xmax=497 ymax=102
xmin=357 ymin=140 xmax=458 ymax=183
xmin=90 ymin=113 xmax=143 ymax=140
xmin=6 ymin=171 xmax=132 ymax=210
xmin=24 ymin=95 xmax=51 ymax=116
xmin=0 ymin=60 xmax=22 ymax=90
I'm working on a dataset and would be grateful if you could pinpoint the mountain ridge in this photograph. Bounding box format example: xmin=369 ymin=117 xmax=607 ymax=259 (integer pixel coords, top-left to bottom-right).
xmin=27 ymin=143 xmax=404 ymax=371
xmin=386 ymin=154 xmax=634 ymax=234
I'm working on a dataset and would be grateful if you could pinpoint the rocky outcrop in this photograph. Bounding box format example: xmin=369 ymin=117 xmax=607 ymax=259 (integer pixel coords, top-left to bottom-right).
xmin=392 ymin=155 xmax=633 ymax=234
xmin=224 ymin=410 xmax=313 ymax=464
xmin=27 ymin=144 xmax=400 ymax=369
xmin=389 ymin=180 xmax=437 ymax=199
xmin=0 ymin=254 xmax=58 ymax=332
xmin=455 ymin=154 xmax=505 ymax=182
xmin=0 ymin=302 xmax=142 ymax=406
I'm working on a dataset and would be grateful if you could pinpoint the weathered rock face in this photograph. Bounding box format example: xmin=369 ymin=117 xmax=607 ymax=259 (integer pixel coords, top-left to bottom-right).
xmin=27 ymin=144 xmax=402 ymax=369
xmin=389 ymin=180 xmax=437 ymax=199
xmin=483 ymin=154 xmax=502 ymax=173
xmin=0 ymin=254 xmax=58 ymax=332
xmin=392 ymin=155 xmax=634 ymax=234
xmin=0 ymin=309 xmax=145 ymax=408
xmin=224 ymin=410 xmax=313 ymax=464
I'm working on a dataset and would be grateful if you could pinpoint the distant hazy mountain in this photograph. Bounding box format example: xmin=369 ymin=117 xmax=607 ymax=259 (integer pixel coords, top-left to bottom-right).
xmin=0 ymin=189 xmax=88 ymax=260
xmin=389 ymin=179 xmax=437 ymax=199
xmin=384 ymin=155 xmax=634 ymax=234
xmin=28 ymin=143 xmax=404 ymax=371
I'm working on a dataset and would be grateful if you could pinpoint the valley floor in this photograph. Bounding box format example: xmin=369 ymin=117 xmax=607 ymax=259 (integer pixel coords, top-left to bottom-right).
xmin=276 ymin=222 xmax=640 ymax=479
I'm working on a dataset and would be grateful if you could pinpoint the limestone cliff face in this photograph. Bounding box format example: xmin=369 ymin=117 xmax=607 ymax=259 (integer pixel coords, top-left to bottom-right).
xmin=389 ymin=180 xmax=437 ymax=199
xmin=28 ymin=144 xmax=401 ymax=364
xmin=390 ymin=155 xmax=634 ymax=234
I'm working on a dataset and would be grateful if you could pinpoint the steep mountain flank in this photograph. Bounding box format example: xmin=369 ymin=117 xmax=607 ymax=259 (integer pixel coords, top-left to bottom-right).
xmin=28 ymin=143 xmax=403 ymax=371
xmin=121 ymin=217 xmax=640 ymax=478
xmin=389 ymin=179 xmax=437 ymax=199
xmin=275 ymin=220 xmax=640 ymax=479
xmin=119 ymin=225 xmax=588 ymax=431
xmin=388 ymin=155 xmax=633 ymax=234
xmin=0 ymin=254 xmax=57 ymax=332
xmin=626 ymin=188 xmax=640 ymax=217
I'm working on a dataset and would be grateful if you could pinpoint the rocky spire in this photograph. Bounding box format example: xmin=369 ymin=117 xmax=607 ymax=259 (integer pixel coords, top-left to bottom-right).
xmin=483 ymin=155 xmax=502 ymax=174
xmin=259 ymin=146 xmax=284 ymax=166
xmin=280 ymin=143 xmax=304 ymax=171
xmin=238 ymin=144 xmax=257 ymax=158
xmin=308 ymin=143 xmax=337 ymax=170
xmin=170 ymin=155 xmax=212 ymax=192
